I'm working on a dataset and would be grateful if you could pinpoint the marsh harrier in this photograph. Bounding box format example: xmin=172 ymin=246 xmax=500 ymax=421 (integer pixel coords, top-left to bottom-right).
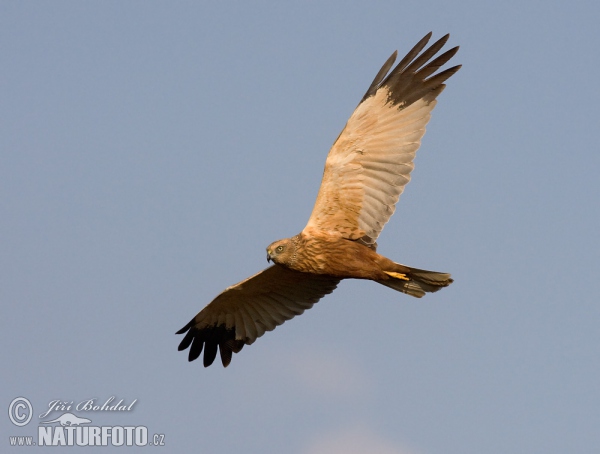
xmin=177 ymin=32 xmax=460 ymax=367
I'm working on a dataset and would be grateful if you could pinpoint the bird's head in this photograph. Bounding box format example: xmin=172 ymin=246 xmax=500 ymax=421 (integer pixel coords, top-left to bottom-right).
xmin=266 ymin=238 xmax=296 ymax=267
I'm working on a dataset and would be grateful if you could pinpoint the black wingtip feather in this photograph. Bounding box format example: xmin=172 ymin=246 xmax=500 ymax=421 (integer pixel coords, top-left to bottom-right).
xmin=380 ymin=33 xmax=460 ymax=109
xmin=402 ymin=33 xmax=450 ymax=75
xmin=361 ymin=50 xmax=398 ymax=103
xmin=177 ymin=329 xmax=195 ymax=351
xmin=416 ymin=46 xmax=460 ymax=80
xmin=188 ymin=336 xmax=203 ymax=362
xmin=424 ymin=64 xmax=462 ymax=86
xmin=177 ymin=322 xmax=243 ymax=368
xmin=393 ymin=32 xmax=433 ymax=75
xmin=203 ymin=341 xmax=218 ymax=367
xmin=358 ymin=32 xmax=459 ymax=112
xmin=175 ymin=319 xmax=193 ymax=335
xmin=219 ymin=344 xmax=232 ymax=368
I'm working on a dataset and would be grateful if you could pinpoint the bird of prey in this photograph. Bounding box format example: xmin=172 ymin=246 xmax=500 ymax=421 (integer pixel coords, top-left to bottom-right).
xmin=177 ymin=32 xmax=460 ymax=367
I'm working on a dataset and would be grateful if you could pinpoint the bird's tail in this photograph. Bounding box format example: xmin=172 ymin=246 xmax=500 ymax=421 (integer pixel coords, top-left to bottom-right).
xmin=377 ymin=265 xmax=453 ymax=298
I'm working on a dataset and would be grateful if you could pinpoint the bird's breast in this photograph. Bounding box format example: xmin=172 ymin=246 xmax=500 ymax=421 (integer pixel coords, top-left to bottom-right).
xmin=289 ymin=235 xmax=384 ymax=279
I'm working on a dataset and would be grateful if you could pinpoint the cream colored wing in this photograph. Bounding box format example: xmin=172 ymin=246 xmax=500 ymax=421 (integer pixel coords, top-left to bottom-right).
xmin=303 ymin=33 xmax=461 ymax=246
xmin=177 ymin=265 xmax=340 ymax=367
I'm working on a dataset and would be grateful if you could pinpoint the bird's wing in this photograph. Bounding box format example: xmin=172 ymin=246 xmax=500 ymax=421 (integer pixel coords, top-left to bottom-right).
xmin=303 ymin=33 xmax=461 ymax=246
xmin=177 ymin=265 xmax=340 ymax=367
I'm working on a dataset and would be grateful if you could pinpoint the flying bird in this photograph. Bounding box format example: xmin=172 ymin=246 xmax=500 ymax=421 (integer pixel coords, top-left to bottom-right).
xmin=177 ymin=32 xmax=460 ymax=367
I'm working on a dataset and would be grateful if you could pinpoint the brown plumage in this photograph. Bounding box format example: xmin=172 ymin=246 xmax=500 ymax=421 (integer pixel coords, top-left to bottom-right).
xmin=177 ymin=32 xmax=460 ymax=367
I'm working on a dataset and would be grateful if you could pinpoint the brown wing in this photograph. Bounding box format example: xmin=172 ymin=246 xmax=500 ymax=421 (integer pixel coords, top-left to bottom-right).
xmin=177 ymin=265 xmax=340 ymax=367
xmin=303 ymin=33 xmax=461 ymax=246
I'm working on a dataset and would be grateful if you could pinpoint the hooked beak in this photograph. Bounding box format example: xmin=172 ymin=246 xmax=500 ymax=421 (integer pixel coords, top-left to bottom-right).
xmin=266 ymin=249 xmax=272 ymax=263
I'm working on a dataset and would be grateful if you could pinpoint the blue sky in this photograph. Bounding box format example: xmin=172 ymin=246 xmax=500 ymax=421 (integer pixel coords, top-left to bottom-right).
xmin=2 ymin=1 xmax=599 ymax=453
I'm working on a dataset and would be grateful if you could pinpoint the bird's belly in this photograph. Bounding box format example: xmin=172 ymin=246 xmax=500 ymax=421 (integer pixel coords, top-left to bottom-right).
xmin=291 ymin=239 xmax=385 ymax=279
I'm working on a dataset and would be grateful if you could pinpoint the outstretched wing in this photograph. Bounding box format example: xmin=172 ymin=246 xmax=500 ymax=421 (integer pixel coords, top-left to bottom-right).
xmin=303 ymin=33 xmax=461 ymax=246
xmin=177 ymin=265 xmax=340 ymax=367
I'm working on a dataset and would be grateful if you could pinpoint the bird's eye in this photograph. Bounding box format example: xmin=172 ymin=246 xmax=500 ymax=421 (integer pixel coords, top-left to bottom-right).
xmin=276 ymin=246 xmax=284 ymax=252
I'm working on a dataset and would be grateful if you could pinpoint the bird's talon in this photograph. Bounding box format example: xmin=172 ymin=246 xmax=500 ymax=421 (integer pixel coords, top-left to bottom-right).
xmin=385 ymin=271 xmax=410 ymax=281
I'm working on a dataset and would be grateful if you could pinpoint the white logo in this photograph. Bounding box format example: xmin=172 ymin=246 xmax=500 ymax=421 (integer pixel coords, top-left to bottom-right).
xmin=7 ymin=396 xmax=165 ymax=447
xmin=40 ymin=412 xmax=92 ymax=426
xmin=8 ymin=397 xmax=32 ymax=427
xmin=37 ymin=425 xmax=149 ymax=446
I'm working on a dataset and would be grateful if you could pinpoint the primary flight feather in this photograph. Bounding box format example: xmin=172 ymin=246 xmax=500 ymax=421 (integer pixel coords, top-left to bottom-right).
xmin=177 ymin=32 xmax=461 ymax=367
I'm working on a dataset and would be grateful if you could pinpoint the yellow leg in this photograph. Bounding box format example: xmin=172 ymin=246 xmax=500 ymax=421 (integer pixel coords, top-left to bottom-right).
xmin=384 ymin=271 xmax=409 ymax=281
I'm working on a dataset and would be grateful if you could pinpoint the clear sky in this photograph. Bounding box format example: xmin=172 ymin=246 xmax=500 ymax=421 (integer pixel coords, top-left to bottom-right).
xmin=2 ymin=1 xmax=599 ymax=453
